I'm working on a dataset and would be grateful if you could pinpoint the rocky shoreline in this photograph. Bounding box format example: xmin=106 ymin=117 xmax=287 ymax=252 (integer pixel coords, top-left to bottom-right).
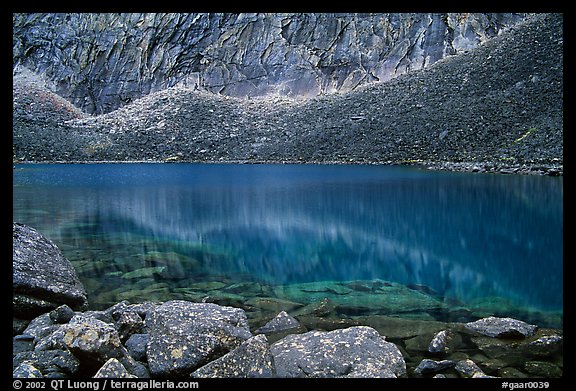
xmin=13 ymin=223 xmax=563 ymax=379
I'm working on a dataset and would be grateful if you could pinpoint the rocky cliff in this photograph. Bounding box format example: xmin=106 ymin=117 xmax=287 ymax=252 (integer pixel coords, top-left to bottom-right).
xmin=13 ymin=13 xmax=529 ymax=114
xmin=13 ymin=13 xmax=563 ymax=174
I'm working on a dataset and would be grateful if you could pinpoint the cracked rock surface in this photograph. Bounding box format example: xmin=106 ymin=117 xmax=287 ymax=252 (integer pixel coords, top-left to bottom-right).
xmin=13 ymin=13 xmax=528 ymax=114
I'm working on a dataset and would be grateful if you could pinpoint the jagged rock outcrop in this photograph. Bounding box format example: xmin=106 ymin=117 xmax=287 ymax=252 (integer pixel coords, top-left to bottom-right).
xmin=13 ymin=13 xmax=528 ymax=114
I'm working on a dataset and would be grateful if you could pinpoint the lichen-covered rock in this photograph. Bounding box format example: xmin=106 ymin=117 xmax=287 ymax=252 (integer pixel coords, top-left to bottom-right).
xmin=13 ymin=349 xmax=80 ymax=377
xmin=191 ymin=334 xmax=275 ymax=378
xmin=146 ymin=300 xmax=252 ymax=377
xmin=465 ymin=316 xmax=538 ymax=338
xmin=13 ymin=223 xmax=88 ymax=318
xmin=94 ymin=358 xmax=137 ymax=378
xmin=13 ymin=361 xmax=43 ymax=378
xmin=269 ymin=326 xmax=406 ymax=378
xmin=35 ymin=315 xmax=127 ymax=363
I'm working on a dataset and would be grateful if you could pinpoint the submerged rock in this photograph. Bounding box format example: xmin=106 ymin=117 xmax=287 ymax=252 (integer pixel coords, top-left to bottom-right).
xmin=465 ymin=316 xmax=538 ymax=338
xmin=428 ymin=329 xmax=461 ymax=355
xmin=269 ymin=326 xmax=406 ymax=378
xmin=146 ymin=300 xmax=252 ymax=377
xmin=13 ymin=223 xmax=88 ymax=318
xmin=454 ymin=359 xmax=494 ymax=378
xmin=413 ymin=359 xmax=456 ymax=376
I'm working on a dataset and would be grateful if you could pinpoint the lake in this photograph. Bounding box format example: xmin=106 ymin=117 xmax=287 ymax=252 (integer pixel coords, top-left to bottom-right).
xmin=12 ymin=163 xmax=563 ymax=328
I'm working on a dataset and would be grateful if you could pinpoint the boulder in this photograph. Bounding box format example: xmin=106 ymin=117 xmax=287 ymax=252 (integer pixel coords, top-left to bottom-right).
xmin=13 ymin=223 xmax=88 ymax=318
xmin=13 ymin=361 xmax=43 ymax=378
xmin=13 ymin=349 xmax=80 ymax=377
xmin=94 ymin=358 xmax=137 ymax=378
xmin=269 ymin=325 xmax=406 ymax=378
xmin=146 ymin=300 xmax=252 ymax=377
xmin=464 ymin=316 xmax=538 ymax=338
xmin=35 ymin=315 xmax=128 ymax=364
xmin=125 ymin=334 xmax=149 ymax=362
xmin=454 ymin=359 xmax=494 ymax=378
xmin=191 ymin=334 xmax=275 ymax=378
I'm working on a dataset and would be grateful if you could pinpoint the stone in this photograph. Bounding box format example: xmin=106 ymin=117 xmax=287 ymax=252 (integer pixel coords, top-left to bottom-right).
xmin=23 ymin=313 xmax=60 ymax=341
xmin=291 ymin=298 xmax=336 ymax=318
xmin=191 ymin=334 xmax=275 ymax=378
xmin=114 ymin=310 xmax=144 ymax=342
xmin=255 ymin=311 xmax=303 ymax=334
xmin=269 ymin=326 xmax=406 ymax=378
xmin=464 ymin=316 xmax=538 ymax=338
xmin=34 ymin=314 xmax=128 ymax=366
xmin=428 ymin=329 xmax=461 ymax=354
xmin=13 ymin=223 xmax=88 ymax=318
xmin=13 ymin=334 xmax=35 ymax=355
xmin=413 ymin=359 xmax=456 ymax=376
xmin=523 ymin=361 xmax=563 ymax=377
xmin=355 ymin=315 xmax=447 ymax=340
xmin=125 ymin=333 xmax=149 ymax=362
xmin=146 ymin=300 xmax=252 ymax=377
xmin=255 ymin=311 xmax=307 ymax=343
xmin=94 ymin=358 xmax=137 ymax=378
xmin=498 ymin=367 xmax=529 ymax=378
xmin=49 ymin=304 xmax=75 ymax=324
xmin=245 ymin=297 xmax=304 ymax=313
xmin=276 ymin=280 xmax=447 ymax=316
xmin=13 ymin=350 xmax=80 ymax=377
xmin=454 ymin=359 xmax=490 ymax=378
xmin=13 ymin=361 xmax=43 ymax=378
xmin=525 ymin=333 xmax=563 ymax=358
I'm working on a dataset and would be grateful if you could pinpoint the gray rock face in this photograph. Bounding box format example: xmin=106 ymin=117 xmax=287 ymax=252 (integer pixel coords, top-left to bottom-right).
xmin=191 ymin=334 xmax=275 ymax=378
xmin=13 ymin=223 xmax=88 ymax=318
xmin=465 ymin=316 xmax=538 ymax=338
xmin=13 ymin=13 xmax=528 ymax=114
xmin=146 ymin=300 xmax=252 ymax=377
xmin=269 ymin=326 xmax=406 ymax=378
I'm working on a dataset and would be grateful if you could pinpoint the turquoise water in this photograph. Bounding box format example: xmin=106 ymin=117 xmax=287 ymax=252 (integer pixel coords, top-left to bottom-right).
xmin=12 ymin=163 xmax=563 ymax=327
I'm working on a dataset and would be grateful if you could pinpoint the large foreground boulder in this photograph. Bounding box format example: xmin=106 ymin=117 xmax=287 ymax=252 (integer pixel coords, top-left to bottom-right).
xmin=146 ymin=300 xmax=252 ymax=377
xmin=13 ymin=223 xmax=88 ymax=318
xmin=269 ymin=326 xmax=406 ymax=378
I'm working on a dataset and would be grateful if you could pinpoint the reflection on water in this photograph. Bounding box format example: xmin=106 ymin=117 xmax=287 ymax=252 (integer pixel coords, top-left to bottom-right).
xmin=13 ymin=164 xmax=563 ymax=326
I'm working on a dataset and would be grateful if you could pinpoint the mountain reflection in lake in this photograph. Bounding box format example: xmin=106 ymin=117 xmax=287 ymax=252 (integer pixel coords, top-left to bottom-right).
xmin=13 ymin=164 xmax=563 ymax=325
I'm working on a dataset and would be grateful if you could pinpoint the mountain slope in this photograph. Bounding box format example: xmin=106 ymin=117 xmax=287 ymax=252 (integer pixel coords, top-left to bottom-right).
xmin=13 ymin=13 xmax=563 ymax=174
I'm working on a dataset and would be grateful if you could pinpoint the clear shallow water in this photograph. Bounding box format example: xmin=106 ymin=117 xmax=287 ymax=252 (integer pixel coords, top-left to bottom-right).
xmin=13 ymin=163 xmax=563 ymax=327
